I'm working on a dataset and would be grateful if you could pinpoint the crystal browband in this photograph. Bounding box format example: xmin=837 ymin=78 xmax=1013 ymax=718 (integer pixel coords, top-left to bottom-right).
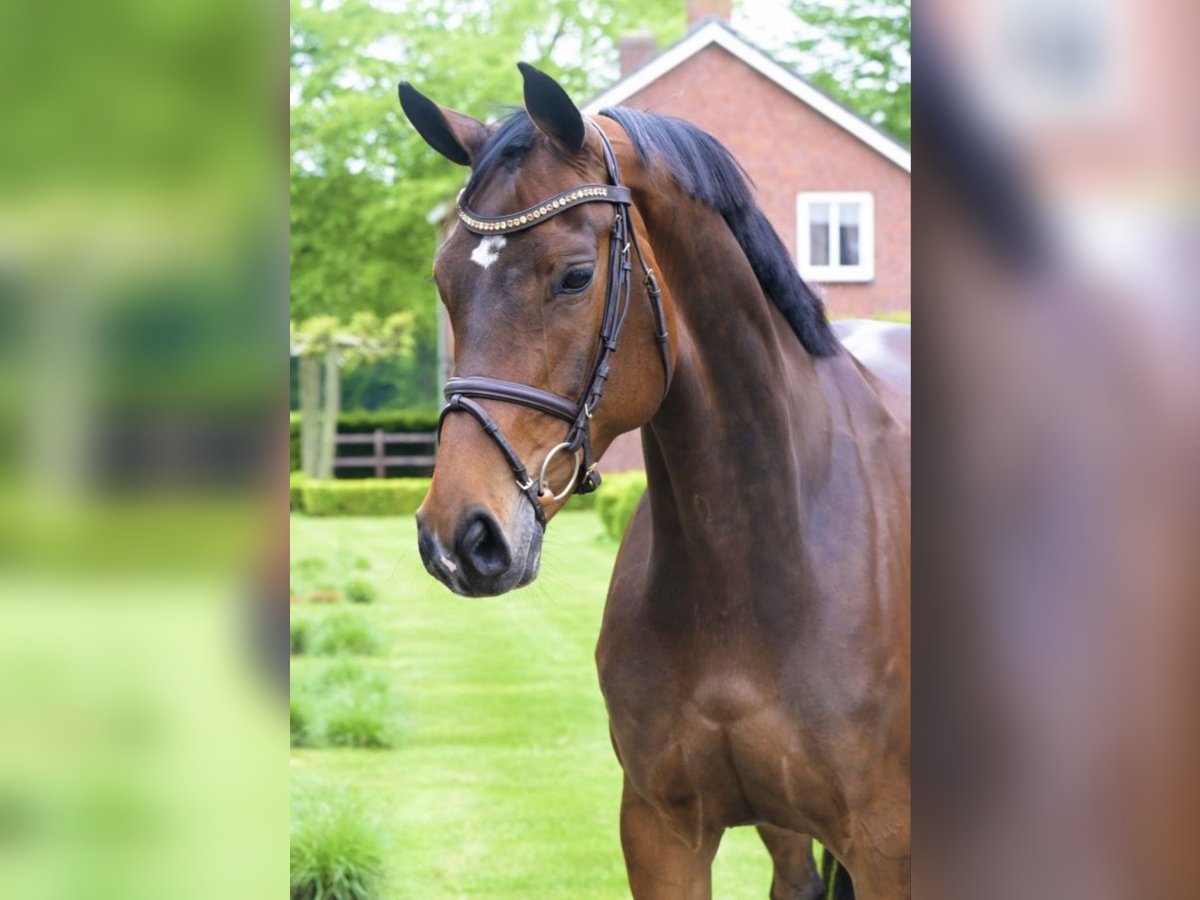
xmin=456 ymin=183 xmax=633 ymax=235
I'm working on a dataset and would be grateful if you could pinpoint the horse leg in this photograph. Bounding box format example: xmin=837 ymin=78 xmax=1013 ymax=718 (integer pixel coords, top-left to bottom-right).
xmin=756 ymin=825 xmax=825 ymax=900
xmin=838 ymin=846 xmax=910 ymax=900
xmin=620 ymin=776 xmax=722 ymax=899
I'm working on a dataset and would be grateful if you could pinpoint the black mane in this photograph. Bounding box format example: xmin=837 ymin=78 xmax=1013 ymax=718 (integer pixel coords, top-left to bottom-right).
xmin=459 ymin=106 xmax=838 ymax=357
xmin=460 ymin=110 xmax=536 ymax=205
xmin=600 ymin=107 xmax=837 ymax=357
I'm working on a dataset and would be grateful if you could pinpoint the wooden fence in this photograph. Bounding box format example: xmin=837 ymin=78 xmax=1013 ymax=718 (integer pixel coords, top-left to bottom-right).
xmin=332 ymin=430 xmax=437 ymax=478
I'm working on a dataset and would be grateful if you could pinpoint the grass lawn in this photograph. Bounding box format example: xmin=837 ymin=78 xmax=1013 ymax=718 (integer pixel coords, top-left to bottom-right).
xmin=291 ymin=510 xmax=778 ymax=898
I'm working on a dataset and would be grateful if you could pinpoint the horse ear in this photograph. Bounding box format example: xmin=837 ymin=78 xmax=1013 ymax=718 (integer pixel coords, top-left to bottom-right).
xmin=398 ymin=82 xmax=489 ymax=167
xmin=517 ymin=62 xmax=585 ymax=154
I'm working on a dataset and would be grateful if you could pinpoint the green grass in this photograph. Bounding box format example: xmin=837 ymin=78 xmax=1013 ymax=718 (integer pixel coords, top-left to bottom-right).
xmin=291 ymin=511 xmax=782 ymax=898
xmin=308 ymin=611 xmax=382 ymax=657
xmin=291 ymin=781 xmax=385 ymax=900
xmin=292 ymin=660 xmax=403 ymax=750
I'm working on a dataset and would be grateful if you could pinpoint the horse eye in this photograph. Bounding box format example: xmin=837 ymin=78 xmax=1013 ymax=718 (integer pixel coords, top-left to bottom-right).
xmin=559 ymin=267 xmax=594 ymax=294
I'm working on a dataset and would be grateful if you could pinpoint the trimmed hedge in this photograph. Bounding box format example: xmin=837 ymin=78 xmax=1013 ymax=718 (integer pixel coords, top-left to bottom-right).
xmin=301 ymin=478 xmax=431 ymax=517
xmin=563 ymin=488 xmax=597 ymax=511
xmin=290 ymin=472 xmax=307 ymax=512
xmin=290 ymin=408 xmax=439 ymax=474
xmin=595 ymin=471 xmax=648 ymax=542
xmin=335 ymin=409 xmax=439 ymax=433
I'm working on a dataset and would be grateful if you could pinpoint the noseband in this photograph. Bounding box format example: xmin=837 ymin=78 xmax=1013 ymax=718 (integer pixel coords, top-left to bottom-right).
xmin=440 ymin=122 xmax=670 ymax=527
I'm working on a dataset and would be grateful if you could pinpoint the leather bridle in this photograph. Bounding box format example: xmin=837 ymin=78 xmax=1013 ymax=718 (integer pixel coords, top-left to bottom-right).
xmin=440 ymin=121 xmax=670 ymax=527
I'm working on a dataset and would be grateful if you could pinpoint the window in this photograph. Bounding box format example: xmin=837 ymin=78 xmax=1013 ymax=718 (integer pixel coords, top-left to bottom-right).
xmin=797 ymin=192 xmax=875 ymax=282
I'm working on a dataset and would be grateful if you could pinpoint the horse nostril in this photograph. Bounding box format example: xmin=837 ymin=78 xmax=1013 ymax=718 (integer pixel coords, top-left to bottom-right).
xmin=457 ymin=512 xmax=512 ymax=579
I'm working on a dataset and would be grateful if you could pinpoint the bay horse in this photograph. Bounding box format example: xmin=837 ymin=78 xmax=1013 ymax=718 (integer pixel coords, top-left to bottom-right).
xmin=400 ymin=64 xmax=910 ymax=899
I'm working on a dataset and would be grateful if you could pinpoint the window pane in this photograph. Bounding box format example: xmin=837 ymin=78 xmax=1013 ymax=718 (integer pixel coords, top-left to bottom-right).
xmin=838 ymin=202 xmax=860 ymax=266
xmin=808 ymin=202 xmax=829 ymax=265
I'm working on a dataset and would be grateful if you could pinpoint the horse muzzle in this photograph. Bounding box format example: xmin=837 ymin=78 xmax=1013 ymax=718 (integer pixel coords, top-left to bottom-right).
xmin=415 ymin=501 xmax=542 ymax=597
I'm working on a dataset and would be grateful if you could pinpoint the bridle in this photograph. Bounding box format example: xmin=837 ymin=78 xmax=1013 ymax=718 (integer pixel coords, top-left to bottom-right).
xmin=439 ymin=120 xmax=671 ymax=527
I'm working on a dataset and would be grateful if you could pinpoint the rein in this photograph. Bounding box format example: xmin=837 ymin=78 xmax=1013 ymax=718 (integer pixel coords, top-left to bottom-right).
xmin=439 ymin=121 xmax=670 ymax=527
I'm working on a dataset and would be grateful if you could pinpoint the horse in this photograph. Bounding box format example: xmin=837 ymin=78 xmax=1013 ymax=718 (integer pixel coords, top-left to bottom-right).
xmin=400 ymin=63 xmax=910 ymax=899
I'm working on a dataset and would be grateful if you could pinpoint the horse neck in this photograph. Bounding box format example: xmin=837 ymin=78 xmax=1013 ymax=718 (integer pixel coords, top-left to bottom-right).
xmin=632 ymin=183 xmax=836 ymax=575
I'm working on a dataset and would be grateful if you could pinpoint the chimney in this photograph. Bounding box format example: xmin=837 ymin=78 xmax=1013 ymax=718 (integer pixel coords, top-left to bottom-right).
xmin=687 ymin=0 xmax=732 ymax=29
xmin=619 ymin=33 xmax=659 ymax=78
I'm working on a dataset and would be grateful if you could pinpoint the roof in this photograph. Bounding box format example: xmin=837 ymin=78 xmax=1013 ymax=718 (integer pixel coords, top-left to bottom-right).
xmin=584 ymin=19 xmax=911 ymax=173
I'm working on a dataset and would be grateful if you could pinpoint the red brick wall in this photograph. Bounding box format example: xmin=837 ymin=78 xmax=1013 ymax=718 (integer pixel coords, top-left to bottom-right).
xmin=614 ymin=44 xmax=911 ymax=318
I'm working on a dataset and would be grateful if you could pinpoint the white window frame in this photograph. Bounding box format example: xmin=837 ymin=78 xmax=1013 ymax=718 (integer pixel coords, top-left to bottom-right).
xmin=796 ymin=192 xmax=875 ymax=283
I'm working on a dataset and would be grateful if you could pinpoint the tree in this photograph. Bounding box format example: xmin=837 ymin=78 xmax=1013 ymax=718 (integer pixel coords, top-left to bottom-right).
xmin=289 ymin=0 xmax=687 ymax=372
xmin=789 ymin=0 xmax=910 ymax=145
xmin=290 ymin=312 xmax=414 ymax=478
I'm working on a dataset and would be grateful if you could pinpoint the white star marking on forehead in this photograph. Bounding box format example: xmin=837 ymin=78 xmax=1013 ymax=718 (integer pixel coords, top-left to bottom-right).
xmin=470 ymin=236 xmax=506 ymax=269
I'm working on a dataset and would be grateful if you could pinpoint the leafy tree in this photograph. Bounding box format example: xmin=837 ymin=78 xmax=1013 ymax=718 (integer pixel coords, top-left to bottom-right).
xmin=290 ymin=0 xmax=685 ymax=332
xmin=291 ymin=312 xmax=414 ymax=478
xmin=789 ymin=0 xmax=910 ymax=145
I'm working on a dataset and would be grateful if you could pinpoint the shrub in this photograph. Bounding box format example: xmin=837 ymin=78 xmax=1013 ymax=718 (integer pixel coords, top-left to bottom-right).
xmin=291 ymin=784 xmax=384 ymax=900
xmin=290 ymin=472 xmax=307 ymax=512
xmin=309 ymin=611 xmax=381 ymax=657
xmin=290 ymin=412 xmax=301 ymax=472
xmin=290 ymin=661 xmax=401 ymax=750
xmin=344 ymin=578 xmax=377 ymax=605
xmin=301 ymin=478 xmax=431 ymax=517
xmin=322 ymin=693 xmax=395 ymax=749
xmin=595 ymin=471 xmax=648 ymax=542
xmin=290 ymin=408 xmax=439 ymax=474
xmin=335 ymin=409 xmax=439 ymax=434
xmin=290 ymin=696 xmax=311 ymax=747
xmin=564 ymin=488 xmax=597 ymax=511
xmin=290 ymin=617 xmax=310 ymax=655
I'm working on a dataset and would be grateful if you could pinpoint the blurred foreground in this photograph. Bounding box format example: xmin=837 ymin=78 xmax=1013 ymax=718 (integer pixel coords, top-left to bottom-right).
xmin=918 ymin=1 xmax=1200 ymax=897
xmin=0 ymin=0 xmax=285 ymax=895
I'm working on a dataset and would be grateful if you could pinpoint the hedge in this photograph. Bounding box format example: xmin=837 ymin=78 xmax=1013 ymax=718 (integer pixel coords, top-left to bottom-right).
xmin=595 ymin=471 xmax=648 ymax=542
xmin=290 ymin=408 xmax=440 ymax=474
xmin=290 ymin=472 xmax=307 ymax=511
xmin=301 ymin=478 xmax=431 ymax=517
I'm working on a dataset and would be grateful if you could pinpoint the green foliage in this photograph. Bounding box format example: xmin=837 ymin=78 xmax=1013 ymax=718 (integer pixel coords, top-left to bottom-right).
xmin=291 ymin=695 xmax=312 ymax=747
xmin=293 ymin=554 xmax=327 ymax=583
xmin=308 ymin=611 xmax=382 ymax=657
xmin=291 ymin=472 xmax=307 ymax=511
xmin=790 ymin=0 xmax=911 ymax=144
xmin=595 ymin=471 xmax=648 ymax=542
xmin=344 ymin=578 xmax=378 ymax=605
xmin=871 ymin=310 xmax=911 ymax=323
xmin=301 ymin=478 xmax=431 ymax=517
xmin=291 ymin=617 xmax=310 ymax=655
xmin=290 ymin=413 xmax=302 ymax=470
xmin=290 ymin=0 xmax=688 ymax=331
xmin=334 ymin=409 xmax=440 ymax=433
xmin=290 ymin=783 xmax=385 ymax=899
xmin=564 ymin=489 xmax=597 ymax=511
xmin=291 ymin=660 xmax=402 ymax=750
xmin=290 ymin=410 xmax=439 ymax=473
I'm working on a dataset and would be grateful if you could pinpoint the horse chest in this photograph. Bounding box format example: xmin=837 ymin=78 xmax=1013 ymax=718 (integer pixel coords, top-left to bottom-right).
xmin=599 ymin=642 xmax=812 ymax=828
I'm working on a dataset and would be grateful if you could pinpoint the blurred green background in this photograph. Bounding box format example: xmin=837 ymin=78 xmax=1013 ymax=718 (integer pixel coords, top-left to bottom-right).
xmin=0 ymin=0 xmax=285 ymax=896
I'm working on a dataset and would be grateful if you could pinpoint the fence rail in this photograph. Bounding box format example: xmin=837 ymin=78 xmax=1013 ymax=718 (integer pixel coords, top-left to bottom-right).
xmin=332 ymin=429 xmax=437 ymax=478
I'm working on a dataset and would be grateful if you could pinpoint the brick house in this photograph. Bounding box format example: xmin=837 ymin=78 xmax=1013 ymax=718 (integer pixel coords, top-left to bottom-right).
xmin=438 ymin=3 xmax=910 ymax=473
xmin=588 ymin=9 xmax=911 ymax=319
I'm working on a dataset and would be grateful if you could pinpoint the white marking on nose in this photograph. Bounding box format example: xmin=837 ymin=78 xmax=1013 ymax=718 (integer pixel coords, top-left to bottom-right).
xmin=470 ymin=236 xmax=506 ymax=269
xmin=440 ymin=555 xmax=458 ymax=573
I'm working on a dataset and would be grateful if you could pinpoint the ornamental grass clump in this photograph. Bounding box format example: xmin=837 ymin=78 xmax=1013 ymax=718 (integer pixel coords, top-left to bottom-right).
xmin=309 ymin=611 xmax=381 ymax=657
xmin=290 ymin=661 xmax=402 ymax=750
xmin=290 ymin=784 xmax=384 ymax=900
